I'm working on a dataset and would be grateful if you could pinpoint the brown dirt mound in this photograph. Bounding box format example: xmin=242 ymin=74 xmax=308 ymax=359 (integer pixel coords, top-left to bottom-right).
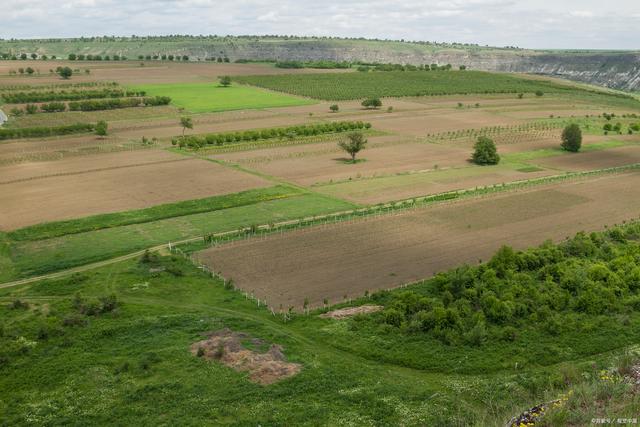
xmin=190 ymin=328 xmax=301 ymax=385
xmin=320 ymin=305 xmax=383 ymax=319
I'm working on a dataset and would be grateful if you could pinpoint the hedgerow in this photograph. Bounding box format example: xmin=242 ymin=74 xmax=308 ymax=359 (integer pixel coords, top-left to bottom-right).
xmin=67 ymin=96 xmax=171 ymax=111
xmin=1 ymin=89 xmax=146 ymax=103
xmin=0 ymin=123 xmax=95 ymax=140
xmin=172 ymin=121 xmax=371 ymax=149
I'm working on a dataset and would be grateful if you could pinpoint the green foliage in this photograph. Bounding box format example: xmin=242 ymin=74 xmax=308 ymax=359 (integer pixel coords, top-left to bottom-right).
xmin=0 ymin=123 xmax=95 ymax=141
xmin=341 ymin=224 xmax=640 ymax=373
xmin=234 ymin=70 xmax=600 ymax=101
xmin=561 ymin=124 xmax=583 ymax=152
xmin=218 ymin=75 xmax=232 ymax=87
xmin=338 ymin=132 xmax=368 ymax=162
xmin=1 ymin=88 xmax=143 ymax=103
xmin=95 ymin=120 xmax=108 ymax=136
xmin=472 ymin=136 xmax=500 ymax=165
xmin=361 ymin=97 xmax=382 ymax=109
xmin=57 ymin=66 xmax=73 ymax=79
xmin=174 ymin=121 xmax=371 ymax=150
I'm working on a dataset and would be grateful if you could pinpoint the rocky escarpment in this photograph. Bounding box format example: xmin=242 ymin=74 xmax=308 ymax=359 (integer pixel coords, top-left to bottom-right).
xmin=221 ymin=41 xmax=640 ymax=91
xmin=3 ymin=37 xmax=639 ymax=91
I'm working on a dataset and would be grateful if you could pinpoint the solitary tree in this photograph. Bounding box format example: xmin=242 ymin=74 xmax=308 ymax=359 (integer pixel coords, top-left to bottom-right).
xmin=561 ymin=123 xmax=582 ymax=152
xmin=329 ymin=104 xmax=339 ymax=113
xmin=472 ymin=136 xmax=500 ymax=165
xmin=361 ymin=97 xmax=382 ymax=109
xmin=180 ymin=116 xmax=193 ymax=136
xmin=219 ymin=75 xmax=232 ymax=87
xmin=338 ymin=132 xmax=368 ymax=162
xmin=57 ymin=66 xmax=73 ymax=79
xmin=96 ymin=120 xmax=108 ymax=137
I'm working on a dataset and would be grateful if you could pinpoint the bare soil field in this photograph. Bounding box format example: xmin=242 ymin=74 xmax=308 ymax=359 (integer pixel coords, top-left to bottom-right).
xmin=0 ymin=156 xmax=270 ymax=230
xmin=368 ymin=109 xmax=523 ymax=137
xmin=215 ymin=137 xmax=471 ymax=186
xmin=535 ymin=145 xmax=640 ymax=171
xmin=314 ymin=164 xmax=555 ymax=204
xmin=0 ymin=149 xmax=182 ymax=183
xmin=194 ymin=171 xmax=640 ymax=309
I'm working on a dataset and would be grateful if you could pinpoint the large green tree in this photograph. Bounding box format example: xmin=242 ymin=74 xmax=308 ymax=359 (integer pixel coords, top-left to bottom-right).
xmin=338 ymin=132 xmax=368 ymax=162
xmin=561 ymin=124 xmax=582 ymax=152
xmin=472 ymin=136 xmax=500 ymax=165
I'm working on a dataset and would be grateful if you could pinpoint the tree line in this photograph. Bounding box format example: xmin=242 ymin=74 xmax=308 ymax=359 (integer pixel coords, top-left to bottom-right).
xmin=1 ymin=89 xmax=145 ymax=103
xmin=172 ymin=120 xmax=371 ymax=149
xmin=10 ymin=96 xmax=171 ymax=115
xmin=0 ymin=123 xmax=95 ymax=140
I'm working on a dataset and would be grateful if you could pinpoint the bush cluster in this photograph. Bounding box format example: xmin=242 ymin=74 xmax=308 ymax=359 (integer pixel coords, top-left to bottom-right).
xmin=68 ymin=96 xmax=170 ymax=111
xmin=372 ymin=223 xmax=640 ymax=346
xmin=172 ymin=121 xmax=371 ymax=149
xmin=0 ymin=123 xmax=95 ymax=140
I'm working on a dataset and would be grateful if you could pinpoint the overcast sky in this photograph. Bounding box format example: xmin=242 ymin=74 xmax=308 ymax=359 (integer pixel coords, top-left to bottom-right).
xmin=3 ymin=0 xmax=639 ymax=49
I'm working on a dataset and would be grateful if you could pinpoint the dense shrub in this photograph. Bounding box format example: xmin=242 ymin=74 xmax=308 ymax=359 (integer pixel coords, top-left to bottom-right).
xmin=369 ymin=224 xmax=640 ymax=347
xmin=561 ymin=123 xmax=583 ymax=152
xmin=472 ymin=136 xmax=500 ymax=165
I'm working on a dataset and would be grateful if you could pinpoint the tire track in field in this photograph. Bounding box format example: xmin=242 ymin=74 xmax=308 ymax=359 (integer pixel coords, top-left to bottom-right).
xmin=0 ymin=157 xmax=191 ymax=185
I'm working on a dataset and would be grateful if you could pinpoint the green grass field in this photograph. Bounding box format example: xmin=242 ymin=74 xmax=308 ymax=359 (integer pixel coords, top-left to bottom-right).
xmin=130 ymin=83 xmax=315 ymax=113
xmin=1 ymin=223 xmax=638 ymax=425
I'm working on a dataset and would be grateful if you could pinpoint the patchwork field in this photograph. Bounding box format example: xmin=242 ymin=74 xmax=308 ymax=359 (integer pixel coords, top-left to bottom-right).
xmin=194 ymin=171 xmax=640 ymax=308
xmin=3 ymin=57 xmax=640 ymax=426
xmin=0 ymin=153 xmax=271 ymax=229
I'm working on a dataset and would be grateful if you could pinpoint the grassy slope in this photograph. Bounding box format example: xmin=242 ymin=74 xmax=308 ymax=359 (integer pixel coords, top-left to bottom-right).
xmin=130 ymin=83 xmax=315 ymax=113
xmin=2 ymin=226 xmax=638 ymax=425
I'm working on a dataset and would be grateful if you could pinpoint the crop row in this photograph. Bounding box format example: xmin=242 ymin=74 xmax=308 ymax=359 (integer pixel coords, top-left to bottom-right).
xmin=173 ymin=121 xmax=371 ymax=150
xmin=0 ymin=123 xmax=95 ymax=140
xmin=233 ymin=71 xmax=582 ymax=101
xmin=1 ymin=89 xmax=146 ymax=104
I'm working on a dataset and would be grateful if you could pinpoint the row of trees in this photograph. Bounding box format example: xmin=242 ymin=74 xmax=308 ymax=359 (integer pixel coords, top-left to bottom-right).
xmin=11 ymin=96 xmax=171 ymax=115
xmin=2 ymin=88 xmax=144 ymax=103
xmin=0 ymin=123 xmax=95 ymax=140
xmin=173 ymin=120 xmax=371 ymax=149
xmin=0 ymin=53 xmax=58 ymax=60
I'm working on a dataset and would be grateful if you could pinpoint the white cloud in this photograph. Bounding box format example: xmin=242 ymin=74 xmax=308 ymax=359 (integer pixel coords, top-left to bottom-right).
xmin=0 ymin=0 xmax=638 ymax=49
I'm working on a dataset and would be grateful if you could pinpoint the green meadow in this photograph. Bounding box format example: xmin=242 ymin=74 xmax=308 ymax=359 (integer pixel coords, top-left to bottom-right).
xmin=131 ymin=82 xmax=315 ymax=113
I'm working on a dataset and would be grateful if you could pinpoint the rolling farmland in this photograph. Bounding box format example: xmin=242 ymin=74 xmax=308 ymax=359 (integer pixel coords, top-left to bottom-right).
xmin=2 ymin=55 xmax=640 ymax=426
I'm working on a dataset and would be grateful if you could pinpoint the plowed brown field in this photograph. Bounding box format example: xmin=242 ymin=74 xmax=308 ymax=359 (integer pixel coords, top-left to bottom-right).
xmin=0 ymin=154 xmax=270 ymax=230
xmin=194 ymin=171 xmax=640 ymax=309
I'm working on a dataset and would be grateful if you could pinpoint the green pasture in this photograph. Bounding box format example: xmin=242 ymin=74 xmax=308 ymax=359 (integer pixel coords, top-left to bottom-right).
xmin=130 ymin=82 xmax=315 ymax=113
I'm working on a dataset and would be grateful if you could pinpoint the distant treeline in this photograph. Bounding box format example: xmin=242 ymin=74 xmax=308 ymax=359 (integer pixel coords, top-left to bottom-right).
xmin=2 ymin=89 xmax=146 ymax=104
xmin=0 ymin=123 xmax=95 ymax=140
